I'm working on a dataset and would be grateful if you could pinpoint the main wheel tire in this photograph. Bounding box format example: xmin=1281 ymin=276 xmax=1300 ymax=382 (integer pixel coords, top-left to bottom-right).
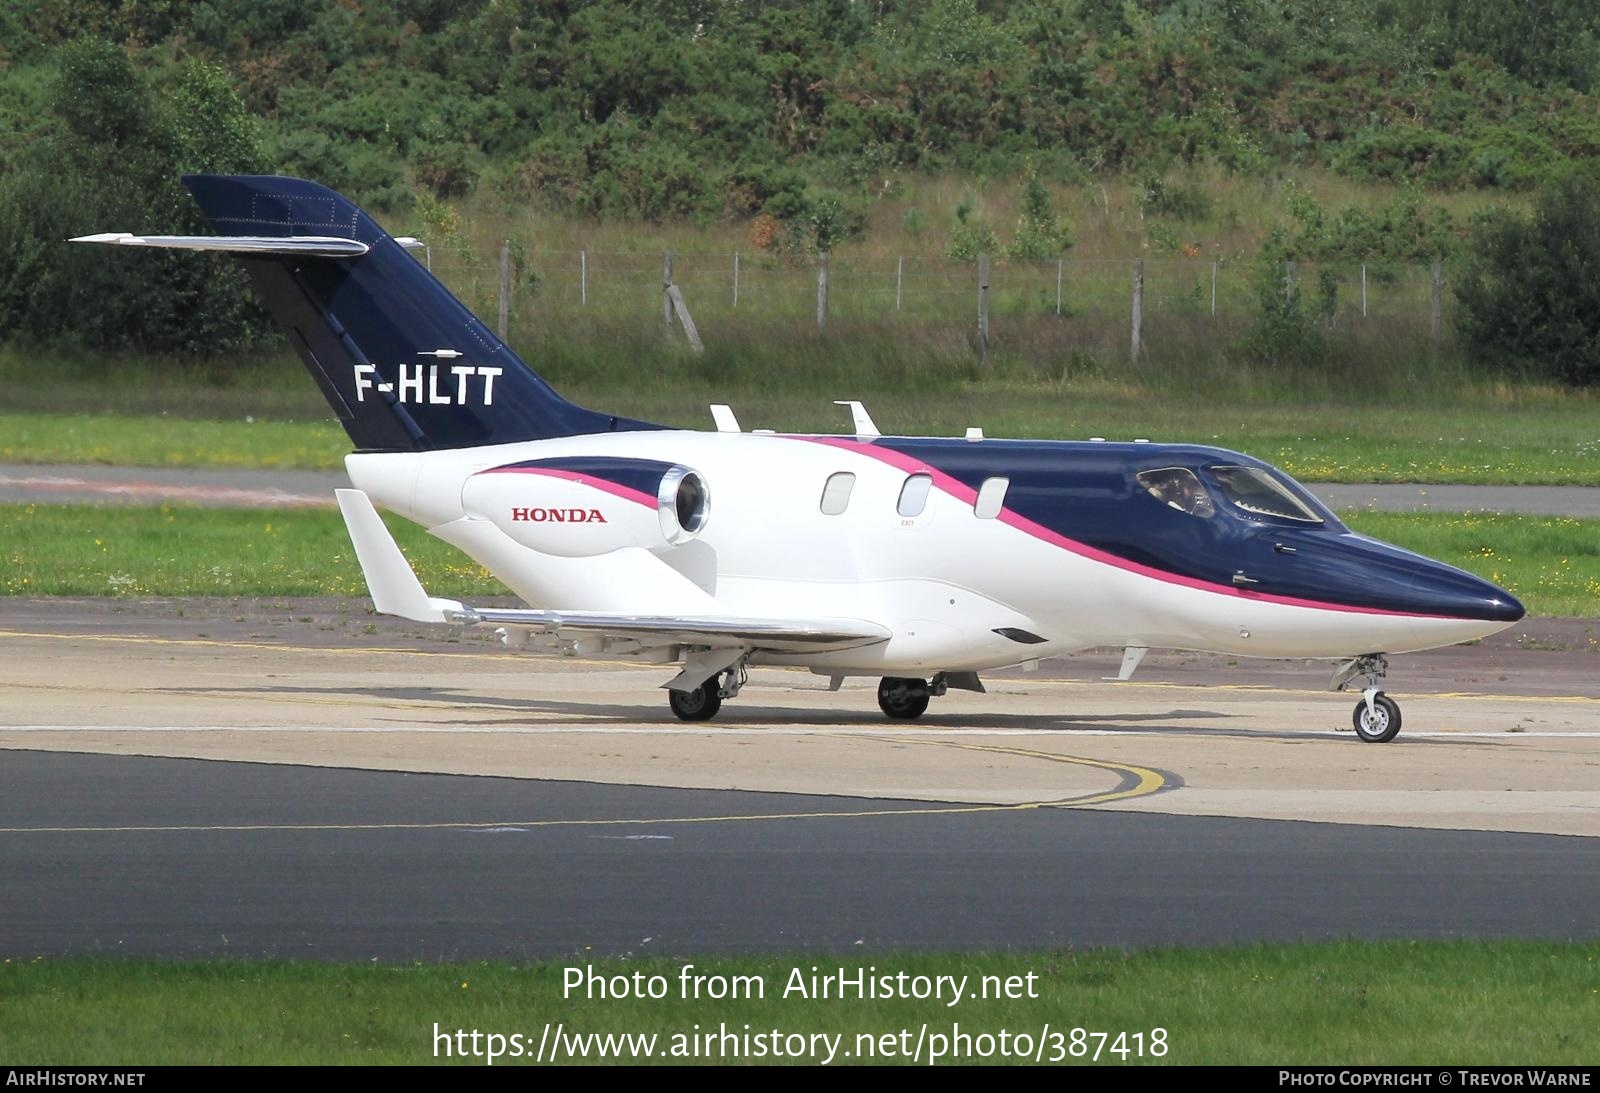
xmin=877 ymin=677 xmax=931 ymax=720
xmin=1351 ymin=692 xmax=1401 ymax=743
xmin=669 ymin=680 xmax=722 ymax=721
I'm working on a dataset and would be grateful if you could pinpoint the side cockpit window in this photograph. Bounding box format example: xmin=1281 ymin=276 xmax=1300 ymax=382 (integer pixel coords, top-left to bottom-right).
xmin=1137 ymin=467 xmax=1215 ymax=518
xmin=1209 ymin=465 xmax=1323 ymax=524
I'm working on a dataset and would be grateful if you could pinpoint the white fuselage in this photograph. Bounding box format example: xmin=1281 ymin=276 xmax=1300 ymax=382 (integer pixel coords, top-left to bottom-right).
xmin=346 ymin=430 xmax=1508 ymax=675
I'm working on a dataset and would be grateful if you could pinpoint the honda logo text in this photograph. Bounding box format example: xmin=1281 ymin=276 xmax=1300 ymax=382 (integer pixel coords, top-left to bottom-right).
xmin=511 ymin=508 xmax=608 ymax=523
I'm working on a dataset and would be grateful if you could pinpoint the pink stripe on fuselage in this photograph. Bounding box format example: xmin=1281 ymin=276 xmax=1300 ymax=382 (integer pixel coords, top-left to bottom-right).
xmin=798 ymin=436 xmax=1451 ymax=621
xmin=476 ymin=466 xmax=656 ymax=508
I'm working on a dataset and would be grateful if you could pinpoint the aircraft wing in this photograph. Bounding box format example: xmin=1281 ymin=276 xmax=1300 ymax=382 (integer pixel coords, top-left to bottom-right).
xmin=446 ymin=606 xmax=888 ymax=651
xmin=335 ymin=489 xmax=889 ymax=654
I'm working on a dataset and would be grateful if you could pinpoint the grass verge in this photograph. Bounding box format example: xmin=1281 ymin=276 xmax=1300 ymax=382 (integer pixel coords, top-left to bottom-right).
xmin=1340 ymin=513 xmax=1600 ymax=618
xmin=0 ymin=503 xmax=505 ymax=600
xmin=0 ymin=504 xmax=1595 ymax=617
xmin=3 ymin=941 xmax=1598 ymax=1064
xmin=4 ymin=339 xmax=1600 ymax=485
xmin=4 ymin=387 xmax=1600 ymax=484
xmin=0 ymin=412 xmax=348 ymax=470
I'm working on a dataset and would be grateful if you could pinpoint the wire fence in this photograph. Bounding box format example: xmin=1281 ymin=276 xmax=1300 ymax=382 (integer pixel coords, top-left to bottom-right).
xmin=419 ymin=245 xmax=1452 ymax=361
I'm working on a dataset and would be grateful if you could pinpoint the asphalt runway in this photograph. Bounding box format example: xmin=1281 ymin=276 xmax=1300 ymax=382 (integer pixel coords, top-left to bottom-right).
xmin=1 ymin=599 xmax=1597 ymax=959
xmin=3 ymin=750 xmax=1597 ymax=960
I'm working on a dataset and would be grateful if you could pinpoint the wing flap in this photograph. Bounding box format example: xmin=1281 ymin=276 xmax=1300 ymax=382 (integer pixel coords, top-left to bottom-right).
xmin=450 ymin=605 xmax=889 ymax=653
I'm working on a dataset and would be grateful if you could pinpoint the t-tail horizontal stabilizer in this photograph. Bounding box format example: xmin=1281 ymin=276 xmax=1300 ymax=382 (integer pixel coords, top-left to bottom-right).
xmin=335 ymin=488 xmax=466 ymax=623
xmin=70 ymin=232 xmax=370 ymax=257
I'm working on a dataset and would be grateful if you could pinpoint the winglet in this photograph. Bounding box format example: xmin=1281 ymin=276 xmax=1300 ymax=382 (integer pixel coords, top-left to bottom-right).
xmin=335 ymin=489 xmax=466 ymax=623
xmin=1103 ymin=645 xmax=1148 ymax=682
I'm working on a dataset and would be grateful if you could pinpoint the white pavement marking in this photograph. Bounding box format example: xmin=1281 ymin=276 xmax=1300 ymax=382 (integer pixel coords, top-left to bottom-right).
xmin=1 ymin=724 xmax=1592 ymax=738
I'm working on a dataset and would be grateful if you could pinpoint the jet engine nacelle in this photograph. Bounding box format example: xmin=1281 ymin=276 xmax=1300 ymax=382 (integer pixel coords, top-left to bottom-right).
xmin=462 ymin=461 xmax=710 ymax=558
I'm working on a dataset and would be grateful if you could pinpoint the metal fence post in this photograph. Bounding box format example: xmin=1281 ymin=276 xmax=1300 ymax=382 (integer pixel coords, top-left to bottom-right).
xmin=1131 ymin=258 xmax=1143 ymax=362
xmin=817 ymin=252 xmax=829 ymax=331
xmin=895 ymin=256 xmax=903 ymax=313
xmin=662 ymin=252 xmax=674 ymax=340
xmin=1431 ymin=260 xmax=1443 ymax=359
xmin=580 ymin=248 xmax=587 ymax=307
xmin=733 ymin=251 xmax=740 ymax=308
xmin=497 ymin=240 xmax=510 ymax=340
xmin=977 ymin=252 xmax=990 ymax=367
xmin=1056 ymin=257 xmax=1063 ymax=316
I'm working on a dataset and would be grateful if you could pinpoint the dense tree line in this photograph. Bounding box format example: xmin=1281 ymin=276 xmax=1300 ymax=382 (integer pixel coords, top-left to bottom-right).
xmin=6 ymin=0 xmax=1600 ymax=219
xmin=5 ymin=1 xmax=1600 ymax=377
xmin=0 ymin=38 xmax=268 ymax=353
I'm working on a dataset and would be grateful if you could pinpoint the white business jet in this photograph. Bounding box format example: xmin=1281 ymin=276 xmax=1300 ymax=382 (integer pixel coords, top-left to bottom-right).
xmin=74 ymin=176 xmax=1524 ymax=741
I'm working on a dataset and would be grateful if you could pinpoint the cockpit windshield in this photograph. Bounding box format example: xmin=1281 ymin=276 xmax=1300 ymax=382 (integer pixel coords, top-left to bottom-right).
xmin=1136 ymin=467 xmax=1215 ymax=518
xmin=1208 ymin=465 xmax=1324 ymax=523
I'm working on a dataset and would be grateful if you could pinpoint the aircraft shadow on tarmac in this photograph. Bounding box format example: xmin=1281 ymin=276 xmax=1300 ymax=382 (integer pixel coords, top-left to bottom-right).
xmin=138 ymin=681 xmax=1494 ymax=742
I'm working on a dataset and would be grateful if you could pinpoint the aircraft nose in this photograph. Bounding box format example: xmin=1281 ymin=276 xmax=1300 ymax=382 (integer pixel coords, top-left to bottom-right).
xmin=1407 ymin=562 xmax=1525 ymax=623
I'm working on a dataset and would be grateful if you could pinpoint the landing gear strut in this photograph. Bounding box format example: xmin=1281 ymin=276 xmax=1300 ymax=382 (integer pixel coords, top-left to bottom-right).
xmin=667 ymin=660 xmax=748 ymax=722
xmin=1331 ymin=654 xmax=1401 ymax=743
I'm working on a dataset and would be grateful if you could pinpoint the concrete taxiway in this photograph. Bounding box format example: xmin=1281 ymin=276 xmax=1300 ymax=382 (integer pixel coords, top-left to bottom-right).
xmin=1 ymin=598 xmax=1596 ymax=957
xmin=2 ymin=598 xmax=1597 ymax=835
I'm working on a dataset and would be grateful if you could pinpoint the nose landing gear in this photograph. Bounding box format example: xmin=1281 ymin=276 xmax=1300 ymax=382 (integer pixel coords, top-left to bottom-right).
xmin=1351 ymin=691 xmax=1402 ymax=743
xmin=1330 ymin=654 xmax=1402 ymax=743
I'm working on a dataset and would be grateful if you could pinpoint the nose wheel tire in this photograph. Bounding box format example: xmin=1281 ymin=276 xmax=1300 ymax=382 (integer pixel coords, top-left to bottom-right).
xmin=669 ymin=679 xmax=722 ymax=721
xmin=1352 ymin=692 xmax=1401 ymax=743
xmin=877 ymin=677 xmax=931 ymax=720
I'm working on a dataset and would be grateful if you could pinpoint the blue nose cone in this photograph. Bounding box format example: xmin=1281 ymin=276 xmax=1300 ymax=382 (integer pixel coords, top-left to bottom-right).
xmin=1408 ymin=562 xmax=1525 ymax=623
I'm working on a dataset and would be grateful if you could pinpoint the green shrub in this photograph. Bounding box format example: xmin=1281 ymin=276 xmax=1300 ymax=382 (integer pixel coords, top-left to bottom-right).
xmin=1454 ymin=173 xmax=1600 ymax=386
xmin=0 ymin=39 xmax=271 ymax=355
xmin=1138 ymin=175 xmax=1212 ymax=222
xmin=1007 ymin=168 xmax=1072 ymax=259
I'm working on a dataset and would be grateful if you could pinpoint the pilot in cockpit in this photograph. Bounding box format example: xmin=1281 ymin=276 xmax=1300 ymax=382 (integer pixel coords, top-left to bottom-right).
xmin=1141 ymin=468 xmax=1215 ymax=518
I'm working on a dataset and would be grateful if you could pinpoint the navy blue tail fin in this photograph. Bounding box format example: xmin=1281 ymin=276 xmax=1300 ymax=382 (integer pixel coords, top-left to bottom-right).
xmin=182 ymin=174 xmax=659 ymax=451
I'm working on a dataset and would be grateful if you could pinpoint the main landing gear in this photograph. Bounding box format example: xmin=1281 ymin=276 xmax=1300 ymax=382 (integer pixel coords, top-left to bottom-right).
xmin=876 ymin=673 xmax=981 ymax=720
xmin=1330 ymin=653 xmax=1402 ymax=743
xmin=667 ymin=681 xmax=721 ymax=721
xmin=877 ymin=676 xmax=933 ymax=720
xmin=668 ymin=666 xmax=977 ymax=723
xmin=667 ymin=661 xmax=747 ymax=722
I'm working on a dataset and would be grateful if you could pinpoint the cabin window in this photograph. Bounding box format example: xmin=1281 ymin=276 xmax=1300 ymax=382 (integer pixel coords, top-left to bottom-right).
xmin=819 ymin=472 xmax=856 ymax=515
xmin=1209 ymin=465 xmax=1323 ymax=524
xmin=1136 ymin=467 xmax=1216 ymax=519
xmin=897 ymin=474 xmax=932 ymax=517
xmin=974 ymin=476 xmax=1009 ymax=519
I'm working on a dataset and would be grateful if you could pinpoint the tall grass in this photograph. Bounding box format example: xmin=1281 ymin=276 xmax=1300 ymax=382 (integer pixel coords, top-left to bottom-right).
xmin=406 ymin=168 xmax=1517 ymax=268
